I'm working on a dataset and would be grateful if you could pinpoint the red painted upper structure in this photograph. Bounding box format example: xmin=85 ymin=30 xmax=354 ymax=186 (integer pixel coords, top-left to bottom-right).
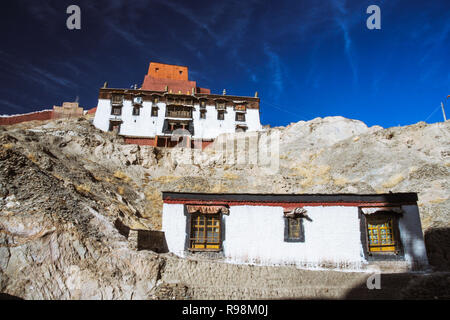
xmin=141 ymin=62 xmax=210 ymax=94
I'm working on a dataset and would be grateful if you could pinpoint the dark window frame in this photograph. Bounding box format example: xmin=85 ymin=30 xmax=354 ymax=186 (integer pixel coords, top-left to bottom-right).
xmin=359 ymin=209 xmax=405 ymax=261
xmin=184 ymin=210 xmax=224 ymax=253
xmin=111 ymin=94 xmax=124 ymax=105
xmin=200 ymin=110 xmax=206 ymax=119
xmin=284 ymin=217 xmax=305 ymax=242
xmin=235 ymin=112 xmax=246 ymax=122
xmin=151 ymin=107 xmax=158 ymax=117
xmin=111 ymin=106 xmax=122 ymax=116
xmin=217 ymin=110 xmax=225 ymax=120
xmin=132 ymin=106 xmax=140 ymax=116
xmin=108 ymin=121 xmax=122 ymax=133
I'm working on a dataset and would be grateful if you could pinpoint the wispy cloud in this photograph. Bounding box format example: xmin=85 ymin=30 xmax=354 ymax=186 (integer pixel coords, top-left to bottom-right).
xmin=330 ymin=0 xmax=358 ymax=84
xmin=264 ymin=43 xmax=283 ymax=96
xmin=0 ymin=99 xmax=28 ymax=113
xmin=0 ymin=50 xmax=78 ymax=92
xmin=155 ymin=0 xmax=258 ymax=82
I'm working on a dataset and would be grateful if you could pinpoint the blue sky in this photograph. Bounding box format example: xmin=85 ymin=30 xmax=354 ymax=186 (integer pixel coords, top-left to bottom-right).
xmin=0 ymin=0 xmax=449 ymax=128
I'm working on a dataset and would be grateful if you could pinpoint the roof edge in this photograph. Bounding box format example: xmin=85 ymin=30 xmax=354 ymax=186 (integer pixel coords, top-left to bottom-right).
xmin=161 ymin=192 xmax=418 ymax=204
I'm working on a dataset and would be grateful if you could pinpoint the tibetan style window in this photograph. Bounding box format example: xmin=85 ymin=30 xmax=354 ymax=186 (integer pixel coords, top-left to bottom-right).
xmin=200 ymin=110 xmax=206 ymax=119
xmin=360 ymin=207 xmax=403 ymax=258
xmin=284 ymin=208 xmax=307 ymax=242
xmin=216 ymin=102 xmax=226 ymax=110
xmin=132 ymin=106 xmax=140 ymax=116
xmin=166 ymin=106 xmax=192 ymax=118
xmin=186 ymin=205 xmax=229 ymax=251
xmin=151 ymin=107 xmax=158 ymax=117
xmin=367 ymin=216 xmax=396 ymax=252
xmin=235 ymin=112 xmax=246 ymax=122
xmin=108 ymin=120 xmax=121 ymax=133
xmin=111 ymin=106 xmax=122 ymax=116
xmin=191 ymin=214 xmax=221 ymax=250
xmin=133 ymin=96 xmax=143 ymax=105
xmin=217 ymin=110 xmax=225 ymax=120
xmin=111 ymin=94 xmax=123 ymax=106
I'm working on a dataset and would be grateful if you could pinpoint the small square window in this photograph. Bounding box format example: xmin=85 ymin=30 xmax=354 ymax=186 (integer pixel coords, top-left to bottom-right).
xmin=190 ymin=214 xmax=221 ymax=250
xmin=284 ymin=217 xmax=304 ymax=242
xmin=366 ymin=216 xmax=398 ymax=253
xmin=151 ymin=107 xmax=158 ymax=117
xmin=108 ymin=121 xmax=121 ymax=133
xmin=132 ymin=107 xmax=140 ymax=116
xmin=111 ymin=107 xmax=122 ymax=115
xmin=217 ymin=110 xmax=225 ymax=120
xmin=235 ymin=112 xmax=245 ymax=122
xmin=359 ymin=210 xmax=404 ymax=260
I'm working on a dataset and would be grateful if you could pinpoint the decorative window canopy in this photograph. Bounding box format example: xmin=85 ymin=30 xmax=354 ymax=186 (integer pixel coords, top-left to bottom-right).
xmin=187 ymin=205 xmax=229 ymax=215
xmin=283 ymin=207 xmax=308 ymax=218
xmin=361 ymin=207 xmax=403 ymax=215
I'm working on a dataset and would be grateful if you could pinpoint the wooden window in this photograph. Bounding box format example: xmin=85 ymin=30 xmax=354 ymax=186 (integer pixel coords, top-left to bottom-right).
xmin=190 ymin=214 xmax=221 ymax=250
xmin=108 ymin=121 xmax=121 ymax=133
xmin=111 ymin=106 xmax=122 ymax=115
xmin=151 ymin=107 xmax=158 ymax=117
xmin=284 ymin=217 xmax=304 ymax=242
xmin=166 ymin=106 xmax=192 ymax=118
xmin=366 ymin=216 xmax=397 ymax=253
xmin=217 ymin=110 xmax=225 ymax=120
xmin=132 ymin=107 xmax=140 ymax=116
xmin=200 ymin=110 xmax=206 ymax=119
xmin=111 ymin=95 xmax=123 ymax=105
xmin=235 ymin=112 xmax=245 ymax=121
xmin=133 ymin=96 xmax=143 ymax=105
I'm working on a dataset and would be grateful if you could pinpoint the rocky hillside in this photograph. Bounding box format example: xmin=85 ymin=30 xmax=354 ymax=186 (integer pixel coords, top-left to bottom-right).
xmin=0 ymin=116 xmax=449 ymax=299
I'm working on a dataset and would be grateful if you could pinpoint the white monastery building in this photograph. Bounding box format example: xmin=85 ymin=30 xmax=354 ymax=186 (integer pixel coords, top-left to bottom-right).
xmin=93 ymin=62 xmax=262 ymax=148
xmin=161 ymin=192 xmax=429 ymax=271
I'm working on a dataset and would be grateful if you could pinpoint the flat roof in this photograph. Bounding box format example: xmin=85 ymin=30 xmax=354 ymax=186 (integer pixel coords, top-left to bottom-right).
xmin=162 ymin=192 xmax=418 ymax=205
xmin=99 ymin=88 xmax=259 ymax=101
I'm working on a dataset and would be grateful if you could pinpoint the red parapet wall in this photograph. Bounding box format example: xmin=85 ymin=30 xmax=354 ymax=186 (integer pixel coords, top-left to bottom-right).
xmin=124 ymin=137 xmax=156 ymax=146
xmin=0 ymin=110 xmax=54 ymax=126
xmin=142 ymin=76 xmax=198 ymax=94
xmin=201 ymin=140 xmax=214 ymax=149
xmin=124 ymin=136 xmax=214 ymax=150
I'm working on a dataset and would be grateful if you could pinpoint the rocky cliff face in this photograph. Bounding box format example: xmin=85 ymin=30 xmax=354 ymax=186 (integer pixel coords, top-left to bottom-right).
xmin=0 ymin=116 xmax=448 ymax=299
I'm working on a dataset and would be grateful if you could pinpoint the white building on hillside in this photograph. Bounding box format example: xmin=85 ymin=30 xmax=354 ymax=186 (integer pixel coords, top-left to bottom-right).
xmin=161 ymin=192 xmax=429 ymax=271
xmin=93 ymin=62 xmax=262 ymax=148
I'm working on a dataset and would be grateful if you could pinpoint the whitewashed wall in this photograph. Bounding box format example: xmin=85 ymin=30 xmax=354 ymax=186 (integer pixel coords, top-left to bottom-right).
xmin=162 ymin=203 xmax=187 ymax=256
xmin=222 ymin=205 xmax=363 ymax=267
xmin=162 ymin=204 xmax=363 ymax=267
xmin=161 ymin=203 xmax=428 ymax=269
xmin=93 ymin=98 xmax=262 ymax=140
